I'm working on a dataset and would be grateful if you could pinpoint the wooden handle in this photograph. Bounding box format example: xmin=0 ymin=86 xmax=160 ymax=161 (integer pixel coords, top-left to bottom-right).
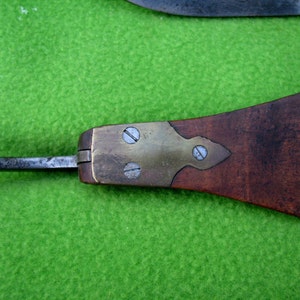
xmin=170 ymin=93 xmax=300 ymax=217
xmin=78 ymin=93 xmax=300 ymax=217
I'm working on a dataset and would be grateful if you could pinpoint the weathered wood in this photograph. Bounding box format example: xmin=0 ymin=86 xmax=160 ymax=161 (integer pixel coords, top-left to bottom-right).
xmin=170 ymin=93 xmax=300 ymax=216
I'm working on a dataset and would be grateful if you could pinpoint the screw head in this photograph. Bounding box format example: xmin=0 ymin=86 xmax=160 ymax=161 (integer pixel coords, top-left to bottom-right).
xmin=122 ymin=127 xmax=140 ymax=144
xmin=192 ymin=145 xmax=208 ymax=161
xmin=124 ymin=162 xmax=141 ymax=179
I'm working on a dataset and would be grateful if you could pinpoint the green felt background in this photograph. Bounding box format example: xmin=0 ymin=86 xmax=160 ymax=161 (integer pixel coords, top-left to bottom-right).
xmin=0 ymin=1 xmax=300 ymax=299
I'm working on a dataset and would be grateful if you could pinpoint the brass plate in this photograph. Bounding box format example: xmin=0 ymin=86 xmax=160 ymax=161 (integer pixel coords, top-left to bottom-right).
xmin=91 ymin=122 xmax=231 ymax=187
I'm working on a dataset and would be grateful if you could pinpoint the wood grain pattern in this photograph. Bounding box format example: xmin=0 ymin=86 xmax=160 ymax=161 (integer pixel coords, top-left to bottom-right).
xmin=170 ymin=93 xmax=300 ymax=217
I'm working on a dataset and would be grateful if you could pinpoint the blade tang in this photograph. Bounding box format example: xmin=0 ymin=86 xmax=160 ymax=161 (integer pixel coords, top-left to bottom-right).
xmin=0 ymin=156 xmax=78 ymax=170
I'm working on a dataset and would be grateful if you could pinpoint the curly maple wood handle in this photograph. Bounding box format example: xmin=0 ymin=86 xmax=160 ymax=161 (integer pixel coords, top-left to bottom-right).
xmin=78 ymin=93 xmax=300 ymax=217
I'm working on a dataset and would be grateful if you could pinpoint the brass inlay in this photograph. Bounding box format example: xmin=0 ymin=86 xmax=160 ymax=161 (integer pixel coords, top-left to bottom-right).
xmin=91 ymin=122 xmax=231 ymax=186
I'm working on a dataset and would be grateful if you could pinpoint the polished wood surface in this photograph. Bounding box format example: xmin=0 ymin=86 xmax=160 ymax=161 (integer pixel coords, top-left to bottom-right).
xmin=170 ymin=93 xmax=300 ymax=216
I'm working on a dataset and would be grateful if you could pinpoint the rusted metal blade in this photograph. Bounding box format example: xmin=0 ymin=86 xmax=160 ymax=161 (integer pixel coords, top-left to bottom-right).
xmin=127 ymin=0 xmax=300 ymax=17
xmin=0 ymin=156 xmax=78 ymax=170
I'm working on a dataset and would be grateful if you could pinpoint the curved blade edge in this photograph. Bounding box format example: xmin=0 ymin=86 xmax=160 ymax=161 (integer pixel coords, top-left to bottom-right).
xmin=127 ymin=0 xmax=300 ymax=17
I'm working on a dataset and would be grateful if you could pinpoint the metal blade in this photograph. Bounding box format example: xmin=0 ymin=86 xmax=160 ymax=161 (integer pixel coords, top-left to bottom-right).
xmin=127 ymin=0 xmax=300 ymax=17
xmin=0 ymin=156 xmax=78 ymax=170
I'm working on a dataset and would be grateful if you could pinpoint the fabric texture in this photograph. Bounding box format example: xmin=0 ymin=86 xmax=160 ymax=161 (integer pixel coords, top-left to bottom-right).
xmin=0 ymin=1 xmax=299 ymax=299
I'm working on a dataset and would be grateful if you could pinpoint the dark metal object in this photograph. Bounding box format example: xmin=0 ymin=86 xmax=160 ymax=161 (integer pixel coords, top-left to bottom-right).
xmin=127 ymin=0 xmax=300 ymax=17
xmin=0 ymin=156 xmax=78 ymax=170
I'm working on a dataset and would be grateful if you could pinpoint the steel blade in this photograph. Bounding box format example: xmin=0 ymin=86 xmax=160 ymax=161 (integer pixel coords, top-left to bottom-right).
xmin=0 ymin=156 xmax=78 ymax=170
xmin=127 ymin=0 xmax=300 ymax=17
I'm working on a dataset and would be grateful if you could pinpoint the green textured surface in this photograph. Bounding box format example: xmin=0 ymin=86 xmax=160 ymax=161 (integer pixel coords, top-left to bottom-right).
xmin=0 ymin=1 xmax=300 ymax=299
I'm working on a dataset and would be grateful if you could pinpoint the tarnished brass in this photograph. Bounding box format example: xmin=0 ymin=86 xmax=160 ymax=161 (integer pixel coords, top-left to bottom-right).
xmin=91 ymin=122 xmax=231 ymax=187
xmin=77 ymin=150 xmax=91 ymax=164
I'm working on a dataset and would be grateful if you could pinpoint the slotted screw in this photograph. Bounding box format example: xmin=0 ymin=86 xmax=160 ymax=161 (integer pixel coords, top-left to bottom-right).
xmin=124 ymin=162 xmax=141 ymax=179
xmin=122 ymin=127 xmax=140 ymax=144
xmin=192 ymin=145 xmax=208 ymax=161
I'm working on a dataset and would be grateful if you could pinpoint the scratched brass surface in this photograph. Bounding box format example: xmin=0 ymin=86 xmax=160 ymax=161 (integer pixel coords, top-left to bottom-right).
xmin=90 ymin=122 xmax=231 ymax=186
